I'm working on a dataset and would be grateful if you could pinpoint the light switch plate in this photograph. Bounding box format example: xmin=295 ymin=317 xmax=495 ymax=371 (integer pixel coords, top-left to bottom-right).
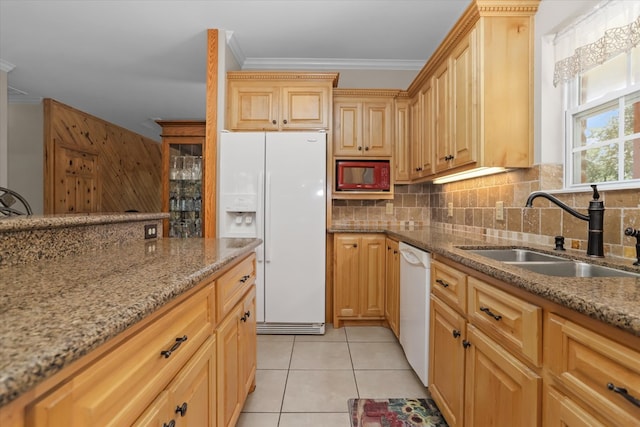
xmin=447 ymin=202 xmax=453 ymax=217
xmin=386 ymin=202 xmax=394 ymax=215
xmin=496 ymin=201 xmax=504 ymax=221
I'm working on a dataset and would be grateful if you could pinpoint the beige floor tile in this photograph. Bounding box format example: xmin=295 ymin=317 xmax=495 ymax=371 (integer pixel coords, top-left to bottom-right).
xmin=349 ymin=342 xmax=411 ymax=370
xmin=257 ymin=340 xmax=293 ymax=369
xmin=290 ymin=341 xmax=352 ymax=370
xmin=278 ymin=412 xmax=351 ymax=427
xmin=258 ymin=334 xmax=295 ymax=342
xmin=236 ymin=412 xmax=280 ymax=427
xmin=282 ymin=370 xmax=357 ymax=412
xmin=295 ymin=323 xmax=347 ymax=342
xmin=345 ymin=326 xmax=397 ymax=342
xmin=354 ymin=369 xmax=428 ymax=398
xmin=242 ymin=370 xmax=287 ymax=413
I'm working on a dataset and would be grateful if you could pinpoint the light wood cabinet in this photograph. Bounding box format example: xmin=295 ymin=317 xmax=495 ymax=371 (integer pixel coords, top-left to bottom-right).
xmin=409 ymin=81 xmax=434 ymax=181
xmin=545 ymin=313 xmax=640 ymax=426
xmin=385 ymin=238 xmax=400 ymax=337
xmin=394 ymin=95 xmax=411 ymax=183
xmin=464 ymin=325 xmax=540 ymax=427
xmin=333 ymin=90 xmax=396 ymax=157
xmin=429 ymin=258 xmax=541 ymax=427
xmin=226 ymin=72 xmax=337 ymax=131
xmin=333 ymin=233 xmax=386 ymax=327
xmin=544 ymin=385 xmax=607 ymax=427
xmin=23 ymin=253 xmax=257 ymax=427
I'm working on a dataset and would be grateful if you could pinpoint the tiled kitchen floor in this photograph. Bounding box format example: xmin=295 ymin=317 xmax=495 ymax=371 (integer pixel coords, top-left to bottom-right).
xmin=236 ymin=325 xmax=429 ymax=427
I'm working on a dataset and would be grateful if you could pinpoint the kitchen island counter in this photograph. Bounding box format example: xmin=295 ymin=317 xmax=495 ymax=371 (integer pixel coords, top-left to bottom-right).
xmin=0 ymin=237 xmax=260 ymax=408
xmin=329 ymin=225 xmax=640 ymax=337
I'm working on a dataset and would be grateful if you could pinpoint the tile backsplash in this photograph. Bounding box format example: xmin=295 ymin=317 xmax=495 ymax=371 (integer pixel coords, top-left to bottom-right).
xmin=332 ymin=164 xmax=640 ymax=260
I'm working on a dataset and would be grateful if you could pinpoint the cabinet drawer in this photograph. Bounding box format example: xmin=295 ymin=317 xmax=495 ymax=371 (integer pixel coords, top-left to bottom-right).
xmin=467 ymin=277 xmax=541 ymax=367
xmin=28 ymin=285 xmax=214 ymax=427
xmin=546 ymin=313 xmax=640 ymax=425
xmin=217 ymin=254 xmax=256 ymax=322
xmin=545 ymin=385 xmax=607 ymax=427
xmin=431 ymin=260 xmax=467 ymax=314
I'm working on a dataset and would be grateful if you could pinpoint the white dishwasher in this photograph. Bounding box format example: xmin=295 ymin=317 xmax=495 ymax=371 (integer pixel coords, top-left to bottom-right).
xmin=399 ymin=242 xmax=431 ymax=387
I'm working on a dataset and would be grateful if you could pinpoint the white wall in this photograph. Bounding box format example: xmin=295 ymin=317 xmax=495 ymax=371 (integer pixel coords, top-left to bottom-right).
xmin=335 ymin=69 xmax=417 ymax=89
xmin=7 ymin=103 xmax=44 ymax=214
xmin=534 ymin=0 xmax=600 ymax=165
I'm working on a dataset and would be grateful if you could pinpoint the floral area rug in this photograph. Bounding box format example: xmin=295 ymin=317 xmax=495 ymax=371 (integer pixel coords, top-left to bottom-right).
xmin=348 ymin=397 xmax=448 ymax=427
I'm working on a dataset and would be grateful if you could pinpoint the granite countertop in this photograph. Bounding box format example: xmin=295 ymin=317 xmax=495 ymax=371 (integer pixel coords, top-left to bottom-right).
xmin=331 ymin=225 xmax=640 ymax=337
xmin=0 ymin=237 xmax=261 ymax=407
xmin=0 ymin=212 xmax=169 ymax=232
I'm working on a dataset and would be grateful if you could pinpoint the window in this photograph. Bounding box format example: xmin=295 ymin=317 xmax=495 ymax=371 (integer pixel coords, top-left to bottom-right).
xmin=554 ymin=1 xmax=640 ymax=189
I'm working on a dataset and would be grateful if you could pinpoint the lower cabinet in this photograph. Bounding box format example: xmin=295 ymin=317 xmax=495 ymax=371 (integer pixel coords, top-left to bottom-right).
xmin=429 ymin=258 xmax=541 ymax=427
xmin=24 ymin=253 xmax=257 ymax=427
xmin=216 ymin=286 xmax=256 ymax=427
xmin=385 ymin=238 xmax=400 ymax=337
xmin=333 ymin=233 xmax=386 ymax=326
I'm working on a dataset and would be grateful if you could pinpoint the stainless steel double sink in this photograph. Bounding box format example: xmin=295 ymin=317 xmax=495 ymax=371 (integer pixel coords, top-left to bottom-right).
xmin=465 ymin=248 xmax=640 ymax=278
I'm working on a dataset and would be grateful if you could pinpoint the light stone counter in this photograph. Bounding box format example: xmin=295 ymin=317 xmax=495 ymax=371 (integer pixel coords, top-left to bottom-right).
xmin=0 ymin=237 xmax=261 ymax=407
xmin=330 ymin=225 xmax=640 ymax=337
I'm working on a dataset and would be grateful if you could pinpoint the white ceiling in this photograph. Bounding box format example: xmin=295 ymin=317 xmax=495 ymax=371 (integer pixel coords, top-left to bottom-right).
xmin=1 ymin=0 xmax=470 ymax=141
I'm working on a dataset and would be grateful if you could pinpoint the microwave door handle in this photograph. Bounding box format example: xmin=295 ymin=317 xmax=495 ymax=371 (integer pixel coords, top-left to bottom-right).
xmin=256 ymin=172 xmax=264 ymax=263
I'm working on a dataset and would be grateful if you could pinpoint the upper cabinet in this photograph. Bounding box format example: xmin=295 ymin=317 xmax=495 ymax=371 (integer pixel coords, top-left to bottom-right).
xmin=226 ymin=72 xmax=338 ymax=131
xmin=407 ymin=0 xmax=538 ymax=180
xmin=333 ymin=89 xmax=397 ymax=157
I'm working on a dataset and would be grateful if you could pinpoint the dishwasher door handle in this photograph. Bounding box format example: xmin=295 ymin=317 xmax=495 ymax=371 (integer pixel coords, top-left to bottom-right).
xmin=400 ymin=249 xmax=426 ymax=268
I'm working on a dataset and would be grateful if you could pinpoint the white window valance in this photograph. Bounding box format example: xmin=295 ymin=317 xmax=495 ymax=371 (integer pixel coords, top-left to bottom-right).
xmin=553 ymin=0 xmax=640 ymax=87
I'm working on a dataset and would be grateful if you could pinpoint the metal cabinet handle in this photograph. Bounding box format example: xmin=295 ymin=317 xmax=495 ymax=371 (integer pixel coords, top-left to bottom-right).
xmin=452 ymin=329 xmax=461 ymax=338
xmin=353 ymin=243 xmax=358 ymax=248
xmin=358 ymin=146 xmax=363 ymax=151
xmin=163 ymin=420 xmax=176 ymax=427
xmin=240 ymin=274 xmax=251 ymax=283
xmin=175 ymin=402 xmax=188 ymax=416
xmin=480 ymin=307 xmax=502 ymax=321
xmin=608 ymin=383 xmax=640 ymax=407
xmin=435 ymin=278 xmax=449 ymax=288
xmin=160 ymin=335 xmax=188 ymax=359
xmin=283 ymin=119 xmax=288 ymax=124
xmin=272 ymin=119 xmax=277 ymax=125
xmin=365 ymin=146 xmax=369 ymax=151
xmin=393 ymin=250 xmax=398 ymax=254
xmin=241 ymin=310 xmax=251 ymax=322
xmin=462 ymin=340 xmax=471 ymax=348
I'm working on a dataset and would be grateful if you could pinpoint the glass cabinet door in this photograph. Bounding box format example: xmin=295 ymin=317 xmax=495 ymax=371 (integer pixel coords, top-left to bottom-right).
xmin=168 ymin=144 xmax=203 ymax=237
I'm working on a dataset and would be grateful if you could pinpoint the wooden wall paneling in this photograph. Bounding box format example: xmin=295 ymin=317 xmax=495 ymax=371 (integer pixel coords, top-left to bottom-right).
xmin=43 ymin=99 xmax=162 ymax=214
xmin=204 ymin=29 xmax=219 ymax=238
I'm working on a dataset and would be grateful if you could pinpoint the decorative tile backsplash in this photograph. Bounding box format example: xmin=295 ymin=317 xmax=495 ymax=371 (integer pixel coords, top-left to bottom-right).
xmin=332 ymin=164 xmax=640 ymax=260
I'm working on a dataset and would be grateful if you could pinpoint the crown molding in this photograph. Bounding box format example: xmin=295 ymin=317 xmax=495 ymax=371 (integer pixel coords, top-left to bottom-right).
xmin=240 ymin=57 xmax=425 ymax=71
xmin=225 ymin=30 xmax=246 ymax=67
xmin=0 ymin=59 xmax=16 ymax=73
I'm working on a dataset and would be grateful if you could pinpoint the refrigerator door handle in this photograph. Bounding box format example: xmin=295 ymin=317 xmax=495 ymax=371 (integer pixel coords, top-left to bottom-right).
xmin=265 ymin=172 xmax=272 ymax=263
xmin=256 ymin=171 xmax=264 ymax=263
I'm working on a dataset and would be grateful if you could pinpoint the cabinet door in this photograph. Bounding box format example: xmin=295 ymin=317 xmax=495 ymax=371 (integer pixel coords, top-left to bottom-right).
xmin=167 ymin=336 xmax=216 ymax=427
xmin=450 ymin=29 xmax=477 ymax=169
xmin=433 ymin=59 xmax=451 ymax=173
xmin=420 ymin=80 xmax=434 ymax=177
xmin=239 ymin=287 xmax=257 ymax=398
xmin=363 ymin=101 xmax=393 ymax=156
xmin=333 ymin=101 xmax=363 ymax=156
xmin=132 ymin=391 xmax=174 ymax=427
xmin=216 ymin=305 xmax=242 ymax=427
xmin=227 ymin=83 xmax=279 ymax=130
xmin=334 ymin=235 xmax=362 ymax=319
xmin=280 ymin=86 xmax=330 ymax=130
xmin=394 ymin=98 xmax=411 ymax=183
xmin=429 ymin=295 xmax=466 ymax=427
xmin=464 ymin=325 xmax=540 ymax=427
xmin=545 ymin=385 xmax=607 ymax=427
xmin=360 ymin=235 xmax=386 ymax=318
xmin=409 ymin=92 xmax=424 ymax=180
xmin=385 ymin=238 xmax=400 ymax=337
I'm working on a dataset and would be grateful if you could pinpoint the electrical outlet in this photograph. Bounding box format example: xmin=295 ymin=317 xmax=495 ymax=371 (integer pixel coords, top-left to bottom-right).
xmin=144 ymin=224 xmax=158 ymax=239
xmin=386 ymin=202 xmax=394 ymax=215
xmin=447 ymin=202 xmax=454 ymax=218
xmin=496 ymin=201 xmax=504 ymax=221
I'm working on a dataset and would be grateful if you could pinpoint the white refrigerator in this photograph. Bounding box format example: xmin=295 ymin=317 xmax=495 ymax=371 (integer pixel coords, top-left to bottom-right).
xmin=218 ymin=131 xmax=326 ymax=334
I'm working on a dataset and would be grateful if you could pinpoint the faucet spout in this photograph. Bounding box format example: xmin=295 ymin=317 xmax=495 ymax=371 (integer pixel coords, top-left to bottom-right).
xmin=525 ymin=185 xmax=604 ymax=258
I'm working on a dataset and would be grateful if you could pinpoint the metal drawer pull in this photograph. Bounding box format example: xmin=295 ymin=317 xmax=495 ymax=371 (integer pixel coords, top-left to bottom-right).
xmin=175 ymin=402 xmax=188 ymax=416
xmin=163 ymin=420 xmax=176 ymax=427
xmin=435 ymin=279 xmax=449 ymax=288
xmin=462 ymin=340 xmax=471 ymax=349
xmin=452 ymin=329 xmax=461 ymax=338
xmin=480 ymin=307 xmax=502 ymax=321
xmin=160 ymin=335 xmax=188 ymax=359
xmin=241 ymin=310 xmax=251 ymax=322
xmin=240 ymin=274 xmax=251 ymax=283
xmin=607 ymin=383 xmax=640 ymax=407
